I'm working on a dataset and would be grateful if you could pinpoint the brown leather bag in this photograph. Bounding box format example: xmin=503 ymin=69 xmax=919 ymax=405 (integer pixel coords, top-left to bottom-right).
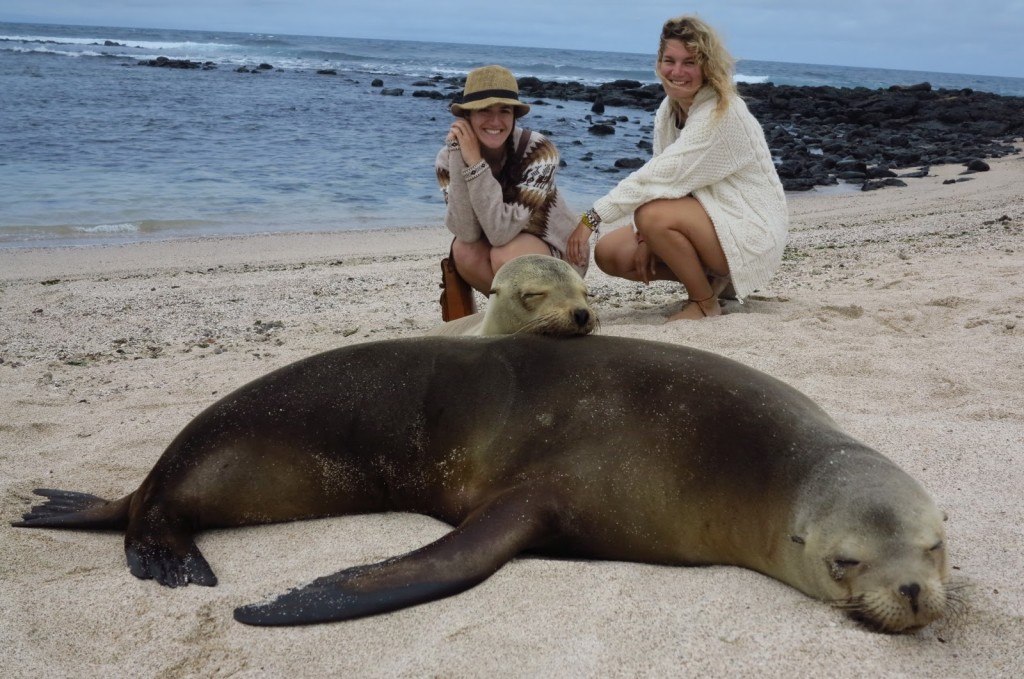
xmin=439 ymin=245 xmax=476 ymax=321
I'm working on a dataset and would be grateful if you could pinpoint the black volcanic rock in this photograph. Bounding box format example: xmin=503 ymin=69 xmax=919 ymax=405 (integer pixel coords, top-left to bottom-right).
xmin=514 ymin=71 xmax=1023 ymax=189
xmin=140 ymin=56 xmax=208 ymax=69
xmin=517 ymin=75 xmax=1021 ymax=189
xmin=862 ymin=178 xmax=908 ymax=191
xmin=141 ymin=64 xmax=1023 ymax=193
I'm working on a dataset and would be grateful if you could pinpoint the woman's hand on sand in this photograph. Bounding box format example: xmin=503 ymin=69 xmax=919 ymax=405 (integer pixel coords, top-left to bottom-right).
xmin=634 ymin=241 xmax=656 ymax=285
xmin=449 ymin=119 xmax=482 ymax=166
xmin=567 ymin=222 xmax=591 ymax=268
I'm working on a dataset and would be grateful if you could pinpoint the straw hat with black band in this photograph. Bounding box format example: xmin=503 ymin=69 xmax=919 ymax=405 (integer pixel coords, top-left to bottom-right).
xmin=450 ymin=65 xmax=530 ymax=118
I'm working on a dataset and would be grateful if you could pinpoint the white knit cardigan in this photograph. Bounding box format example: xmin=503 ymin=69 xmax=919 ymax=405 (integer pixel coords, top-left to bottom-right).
xmin=593 ymin=86 xmax=788 ymax=299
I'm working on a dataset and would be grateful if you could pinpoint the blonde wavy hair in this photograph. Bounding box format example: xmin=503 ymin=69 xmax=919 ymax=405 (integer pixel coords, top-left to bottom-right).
xmin=657 ymin=15 xmax=736 ymax=119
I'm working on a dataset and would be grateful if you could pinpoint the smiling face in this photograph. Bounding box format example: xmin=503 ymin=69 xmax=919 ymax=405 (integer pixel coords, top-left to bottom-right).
xmin=467 ymin=104 xmax=515 ymax=152
xmin=658 ymin=39 xmax=704 ymax=106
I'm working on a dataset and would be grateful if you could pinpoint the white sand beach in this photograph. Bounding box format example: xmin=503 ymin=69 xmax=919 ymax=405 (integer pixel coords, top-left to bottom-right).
xmin=2 ymin=153 xmax=1023 ymax=677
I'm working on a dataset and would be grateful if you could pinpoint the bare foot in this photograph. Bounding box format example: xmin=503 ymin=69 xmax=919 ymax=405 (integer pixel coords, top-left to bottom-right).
xmin=667 ymin=297 xmax=721 ymax=321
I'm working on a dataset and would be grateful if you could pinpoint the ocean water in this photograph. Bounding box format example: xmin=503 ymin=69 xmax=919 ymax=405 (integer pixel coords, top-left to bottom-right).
xmin=3 ymin=21 xmax=1023 ymax=248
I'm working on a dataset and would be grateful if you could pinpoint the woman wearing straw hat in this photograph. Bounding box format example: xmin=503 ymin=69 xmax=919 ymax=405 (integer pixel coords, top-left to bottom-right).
xmin=436 ymin=65 xmax=586 ymax=295
xmin=566 ymin=15 xmax=788 ymax=321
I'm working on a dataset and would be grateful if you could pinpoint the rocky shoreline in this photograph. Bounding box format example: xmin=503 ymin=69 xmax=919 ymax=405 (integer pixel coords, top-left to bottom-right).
xmin=137 ymin=57 xmax=1024 ymax=192
xmin=487 ymin=76 xmax=1023 ymax=191
xmin=350 ymin=73 xmax=1024 ymax=191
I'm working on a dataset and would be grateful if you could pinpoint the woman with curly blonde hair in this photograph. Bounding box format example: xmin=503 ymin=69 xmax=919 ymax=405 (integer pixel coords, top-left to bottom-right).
xmin=567 ymin=15 xmax=787 ymax=320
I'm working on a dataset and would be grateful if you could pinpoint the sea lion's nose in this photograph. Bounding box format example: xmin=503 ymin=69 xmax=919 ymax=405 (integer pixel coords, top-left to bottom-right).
xmin=899 ymin=583 xmax=921 ymax=612
xmin=573 ymin=309 xmax=590 ymax=328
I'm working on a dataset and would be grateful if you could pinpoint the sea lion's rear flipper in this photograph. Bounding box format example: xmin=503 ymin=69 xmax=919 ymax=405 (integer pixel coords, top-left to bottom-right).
xmin=234 ymin=485 xmax=558 ymax=626
xmin=124 ymin=522 xmax=218 ymax=588
xmin=11 ymin=488 xmax=130 ymax=529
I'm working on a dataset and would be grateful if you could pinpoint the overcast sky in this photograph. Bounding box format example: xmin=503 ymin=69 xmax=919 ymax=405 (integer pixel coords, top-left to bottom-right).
xmin=4 ymin=0 xmax=1023 ymax=78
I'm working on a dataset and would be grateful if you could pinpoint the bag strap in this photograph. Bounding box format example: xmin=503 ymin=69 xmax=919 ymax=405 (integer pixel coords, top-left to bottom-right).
xmin=513 ymin=128 xmax=532 ymax=163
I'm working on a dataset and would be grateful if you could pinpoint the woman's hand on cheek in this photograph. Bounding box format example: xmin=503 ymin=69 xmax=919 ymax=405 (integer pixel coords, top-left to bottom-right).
xmin=451 ymin=119 xmax=482 ymax=165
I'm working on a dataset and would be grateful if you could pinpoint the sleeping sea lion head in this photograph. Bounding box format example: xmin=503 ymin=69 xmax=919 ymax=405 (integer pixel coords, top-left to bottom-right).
xmin=482 ymin=254 xmax=596 ymax=336
xmin=787 ymin=449 xmax=963 ymax=633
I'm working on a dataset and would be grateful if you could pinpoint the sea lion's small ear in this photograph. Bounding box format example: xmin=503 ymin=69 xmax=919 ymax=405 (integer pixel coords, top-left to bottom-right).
xmin=942 ymin=511 xmax=948 ymax=522
xmin=488 ymin=288 xmax=498 ymax=296
xmin=790 ymin=535 xmax=805 ymax=545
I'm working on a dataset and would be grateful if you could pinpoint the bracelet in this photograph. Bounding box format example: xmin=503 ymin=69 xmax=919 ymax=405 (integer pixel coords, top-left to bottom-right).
xmin=462 ymin=159 xmax=488 ymax=181
xmin=580 ymin=208 xmax=602 ymax=232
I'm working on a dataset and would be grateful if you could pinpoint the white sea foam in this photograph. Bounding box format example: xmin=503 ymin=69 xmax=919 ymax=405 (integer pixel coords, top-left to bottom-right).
xmin=735 ymin=73 xmax=771 ymax=84
xmin=73 ymin=223 xmax=140 ymax=234
xmin=0 ymin=34 xmax=236 ymax=52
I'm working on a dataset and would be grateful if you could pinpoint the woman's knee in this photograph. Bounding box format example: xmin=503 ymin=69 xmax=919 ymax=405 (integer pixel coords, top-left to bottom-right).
xmin=594 ymin=235 xmax=630 ymax=276
xmin=637 ymin=197 xmax=712 ymax=243
xmin=634 ymin=201 xmax=671 ymax=238
xmin=489 ymin=248 xmax=513 ymax=272
xmin=593 ymin=237 xmax=617 ymax=274
xmin=489 ymin=235 xmax=548 ymax=272
xmin=453 ymin=238 xmax=491 ymax=269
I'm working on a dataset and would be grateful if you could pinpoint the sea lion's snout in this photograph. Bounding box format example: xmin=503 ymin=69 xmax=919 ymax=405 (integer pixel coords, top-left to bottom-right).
xmin=836 ymin=573 xmax=954 ymax=633
xmin=572 ymin=308 xmax=590 ymax=329
xmin=899 ymin=582 xmax=921 ymax=613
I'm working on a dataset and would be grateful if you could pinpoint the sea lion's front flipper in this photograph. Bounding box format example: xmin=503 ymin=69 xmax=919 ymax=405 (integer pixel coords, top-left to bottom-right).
xmin=234 ymin=485 xmax=558 ymax=626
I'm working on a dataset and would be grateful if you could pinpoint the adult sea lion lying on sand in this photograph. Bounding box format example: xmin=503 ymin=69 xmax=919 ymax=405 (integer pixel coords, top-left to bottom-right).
xmin=13 ymin=336 xmax=960 ymax=632
xmin=428 ymin=254 xmax=595 ymax=336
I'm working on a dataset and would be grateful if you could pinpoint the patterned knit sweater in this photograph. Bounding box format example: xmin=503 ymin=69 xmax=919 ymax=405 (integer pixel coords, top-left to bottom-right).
xmin=436 ymin=128 xmax=582 ymax=270
xmin=592 ymin=86 xmax=788 ymax=300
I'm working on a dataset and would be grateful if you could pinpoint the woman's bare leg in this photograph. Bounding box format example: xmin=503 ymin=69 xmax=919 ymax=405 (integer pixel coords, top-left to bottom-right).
xmin=453 ymin=233 xmax=552 ymax=293
xmin=489 ymin=233 xmax=552 ymax=274
xmin=594 ymin=226 xmax=677 ymax=281
xmin=452 ymin=238 xmax=495 ymax=293
xmin=634 ymin=197 xmax=729 ymax=321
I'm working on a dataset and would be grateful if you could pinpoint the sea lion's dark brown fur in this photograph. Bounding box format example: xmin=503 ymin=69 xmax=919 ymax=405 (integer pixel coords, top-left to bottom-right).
xmin=13 ymin=336 xmax=952 ymax=631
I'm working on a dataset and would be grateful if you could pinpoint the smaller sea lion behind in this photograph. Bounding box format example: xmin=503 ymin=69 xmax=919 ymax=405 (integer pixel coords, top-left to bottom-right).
xmin=427 ymin=254 xmax=596 ymax=336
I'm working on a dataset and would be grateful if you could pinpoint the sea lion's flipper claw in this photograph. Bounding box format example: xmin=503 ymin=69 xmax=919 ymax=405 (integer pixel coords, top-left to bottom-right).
xmin=234 ymin=485 xmax=558 ymax=626
xmin=125 ymin=534 xmax=217 ymax=588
